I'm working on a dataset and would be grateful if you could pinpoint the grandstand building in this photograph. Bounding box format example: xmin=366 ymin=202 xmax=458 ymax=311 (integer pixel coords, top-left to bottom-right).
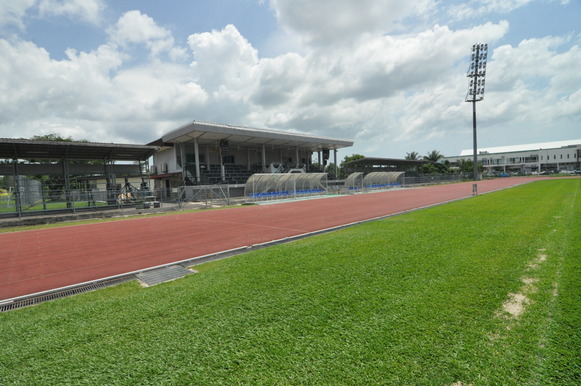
xmin=444 ymin=139 xmax=581 ymax=174
xmin=148 ymin=120 xmax=353 ymax=198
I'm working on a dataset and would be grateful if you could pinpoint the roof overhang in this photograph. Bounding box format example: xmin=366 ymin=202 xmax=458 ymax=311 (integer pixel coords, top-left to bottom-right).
xmin=0 ymin=138 xmax=159 ymax=161
xmin=149 ymin=120 xmax=353 ymax=152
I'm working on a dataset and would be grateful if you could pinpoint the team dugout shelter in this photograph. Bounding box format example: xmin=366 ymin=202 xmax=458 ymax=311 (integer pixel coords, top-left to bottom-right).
xmin=0 ymin=138 xmax=158 ymax=218
xmin=341 ymin=157 xmax=431 ymax=191
xmin=147 ymin=120 xmax=354 ymax=199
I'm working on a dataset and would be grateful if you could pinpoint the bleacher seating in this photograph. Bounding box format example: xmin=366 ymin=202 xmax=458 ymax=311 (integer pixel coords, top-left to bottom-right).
xmin=248 ymin=188 xmax=324 ymax=200
xmin=186 ymin=164 xmax=254 ymax=185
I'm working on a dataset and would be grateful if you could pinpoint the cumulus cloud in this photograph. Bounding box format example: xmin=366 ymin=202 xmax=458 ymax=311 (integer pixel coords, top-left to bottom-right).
xmin=108 ymin=10 xmax=185 ymax=59
xmin=0 ymin=11 xmax=203 ymax=143
xmin=484 ymin=35 xmax=581 ymax=128
xmin=188 ymin=24 xmax=259 ymax=99
xmin=38 ymin=0 xmax=105 ymax=25
xmin=448 ymin=0 xmax=533 ymax=20
xmin=0 ymin=0 xmax=36 ymax=29
xmin=0 ymin=38 xmax=122 ymax=124
xmin=269 ymin=0 xmax=437 ymax=46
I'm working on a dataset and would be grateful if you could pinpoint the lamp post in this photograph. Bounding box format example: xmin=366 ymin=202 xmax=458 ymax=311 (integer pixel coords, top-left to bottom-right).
xmin=466 ymin=43 xmax=488 ymax=184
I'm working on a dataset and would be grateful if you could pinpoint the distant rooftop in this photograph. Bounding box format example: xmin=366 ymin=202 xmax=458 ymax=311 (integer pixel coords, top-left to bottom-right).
xmin=459 ymin=139 xmax=581 ymax=157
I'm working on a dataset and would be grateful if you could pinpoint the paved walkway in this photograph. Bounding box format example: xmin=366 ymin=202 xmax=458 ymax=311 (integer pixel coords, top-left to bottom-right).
xmin=0 ymin=177 xmax=547 ymax=301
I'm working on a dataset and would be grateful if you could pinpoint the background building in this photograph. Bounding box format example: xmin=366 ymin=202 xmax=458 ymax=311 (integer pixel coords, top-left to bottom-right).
xmin=444 ymin=139 xmax=581 ymax=174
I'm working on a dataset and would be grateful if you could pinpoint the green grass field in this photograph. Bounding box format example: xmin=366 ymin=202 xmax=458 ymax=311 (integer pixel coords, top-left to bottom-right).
xmin=1 ymin=179 xmax=579 ymax=384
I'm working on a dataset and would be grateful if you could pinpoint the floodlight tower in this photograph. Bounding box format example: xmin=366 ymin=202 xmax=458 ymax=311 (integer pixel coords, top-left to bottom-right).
xmin=466 ymin=43 xmax=488 ymax=182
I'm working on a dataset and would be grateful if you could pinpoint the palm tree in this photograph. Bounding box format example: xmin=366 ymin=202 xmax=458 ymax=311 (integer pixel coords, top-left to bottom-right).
xmin=423 ymin=150 xmax=444 ymax=163
xmin=405 ymin=151 xmax=420 ymax=160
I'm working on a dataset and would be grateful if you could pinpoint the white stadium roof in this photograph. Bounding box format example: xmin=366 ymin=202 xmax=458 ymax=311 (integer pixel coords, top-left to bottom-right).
xmin=459 ymin=139 xmax=581 ymax=156
xmin=153 ymin=120 xmax=353 ymax=152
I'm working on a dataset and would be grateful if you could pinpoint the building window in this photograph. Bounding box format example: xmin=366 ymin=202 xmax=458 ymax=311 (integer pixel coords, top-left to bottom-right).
xmin=560 ymin=154 xmax=563 ymax=159
xmin=554 ymin=155 xmax=556 ymax=159
xmin=541 ymin=156 xmax=543 ymax=160
xmin=567 ymin=154 xmax=570 ymax=159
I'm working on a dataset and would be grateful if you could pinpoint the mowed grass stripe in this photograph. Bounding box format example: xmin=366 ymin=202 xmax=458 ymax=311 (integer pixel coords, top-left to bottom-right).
xmin=0 ymin=179 xmax=579 ymax=384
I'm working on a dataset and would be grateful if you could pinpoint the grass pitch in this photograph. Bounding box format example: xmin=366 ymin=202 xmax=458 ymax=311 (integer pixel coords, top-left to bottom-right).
xmin=0 ymin=179 xmax=579 ymax=384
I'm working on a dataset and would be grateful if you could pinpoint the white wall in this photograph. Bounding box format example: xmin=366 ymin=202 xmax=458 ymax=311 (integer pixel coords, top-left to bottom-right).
xmin=152 ymin=147 xmax=179 ymax=174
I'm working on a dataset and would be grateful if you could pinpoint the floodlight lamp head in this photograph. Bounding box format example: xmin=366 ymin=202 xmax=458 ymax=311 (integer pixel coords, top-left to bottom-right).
xmin=465 ymin=42 xmax=489 ymax=102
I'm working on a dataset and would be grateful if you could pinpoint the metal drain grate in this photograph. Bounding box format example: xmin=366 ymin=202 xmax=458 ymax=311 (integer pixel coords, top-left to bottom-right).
xmin=0 ymin=276 xmax=134 ymax=312
xmin=136 ymin=265 xmax=194 ymax=287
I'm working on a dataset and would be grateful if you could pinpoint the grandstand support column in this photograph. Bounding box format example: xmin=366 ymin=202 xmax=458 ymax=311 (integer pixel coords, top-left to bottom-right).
xmin=12 ymin=158 xmax=22 ymax=218
xmin=262 ymin=144 xmax=266 ymax=171
xmin=194 ymin=138 xmax=201 ymax=184
xmin=295 ymin=147 xmax=299 ymax=167
xmin=62 ymin=158 xmax=72 ymax=210
xmin=205 ymin=146 xmax=210 ymax=169
xmin=318 ymin=150 xmax=321 ymax=166
xmin=180 ymin=143 xmax=187 ymax=184
xmin=247 ymin=148 xmax=251 ymax=170
xmin=334 ymin=149 xmax=338 ymax=178
xmin=219 ymin=146 xmax=225 ymax=181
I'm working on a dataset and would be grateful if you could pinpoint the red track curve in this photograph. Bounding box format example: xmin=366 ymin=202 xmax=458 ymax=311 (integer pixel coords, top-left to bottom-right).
xmin=0 ymin=177 xmax=548 ymax=300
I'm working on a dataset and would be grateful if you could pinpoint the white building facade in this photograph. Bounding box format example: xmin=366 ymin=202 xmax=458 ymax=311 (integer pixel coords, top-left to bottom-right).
xmin=444 ymin=139 xmax=581 ymax=174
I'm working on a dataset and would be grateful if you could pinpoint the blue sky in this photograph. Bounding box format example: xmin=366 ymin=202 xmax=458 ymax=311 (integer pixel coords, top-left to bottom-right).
xmin=0 ymin=0 xmax=579 ymax=159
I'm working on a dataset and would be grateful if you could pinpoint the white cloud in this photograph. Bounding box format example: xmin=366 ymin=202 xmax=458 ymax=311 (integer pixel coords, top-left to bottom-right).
xmin=108 ymin=10 xmax=184 ymax=58
xmin=188 ymin=25 xmax=259 ymax=94
xmin=484 ymin=35 xmax=581 ymax=127
xmin=0 ymin=38 xmax=122 ymax=123
xmin=0 ymin=34 xmax=204 ymax=143
xmin=38 ymin=0 xmax=105 ymax=25
xmin=0 ymin=0 xmax=36 ymax=29
xmin=448 ymin=0 xmax=533 ymax=20
xmin=269 ymin=0 xmax=437 ymax=46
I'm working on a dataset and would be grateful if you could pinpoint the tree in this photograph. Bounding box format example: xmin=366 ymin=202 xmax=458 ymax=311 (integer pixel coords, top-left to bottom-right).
xmin=418 ymin=150 xmax=449 ymax=174
xmin=405 ymin=151 xmax=420 ymax=160
xmin=339 ymin=154 xmax=365 ymax=178
xmin=310 ymin=162 xmax=324 ymax=172
xmin=325 ymin=162 xmax=338 ymax=179
xmin=456 ymin=158 xmax=484 ymax=177
xmin=423 ymin=150 xmax=444 ymax=163
xmin=30 ymin=134 xmax=73 ymax=142
xmin=341 ymin=154 xmax=365 ymax=165
xmin=30 ymin=133 xmax=89 ymax=143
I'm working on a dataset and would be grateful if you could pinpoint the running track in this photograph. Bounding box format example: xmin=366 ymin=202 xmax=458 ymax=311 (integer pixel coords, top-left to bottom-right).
xmin=0 ymin=177 xmax=549 ymax=301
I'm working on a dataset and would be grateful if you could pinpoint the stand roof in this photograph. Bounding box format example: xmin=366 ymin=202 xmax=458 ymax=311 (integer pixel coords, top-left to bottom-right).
xmin=0 ymin=138 xmax=158 ymax=161
xmin=149 ymin=120 xmax=353 ymax=152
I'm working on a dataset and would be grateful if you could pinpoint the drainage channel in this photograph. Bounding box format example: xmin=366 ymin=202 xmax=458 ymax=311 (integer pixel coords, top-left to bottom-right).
xmin=0 ymin=276 xmax=134 ymax=312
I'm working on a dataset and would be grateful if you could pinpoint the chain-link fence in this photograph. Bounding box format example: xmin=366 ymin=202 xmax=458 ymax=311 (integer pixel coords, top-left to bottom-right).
xmin=0 ymin=177 xmax=159 ymax=218
xmin=0 ymin=173 xmax=466 ymax=217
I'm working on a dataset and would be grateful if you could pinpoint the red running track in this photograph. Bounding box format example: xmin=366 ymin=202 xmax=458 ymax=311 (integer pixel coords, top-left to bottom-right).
xmin=0 ymin=177 xmax=547 ymax=301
